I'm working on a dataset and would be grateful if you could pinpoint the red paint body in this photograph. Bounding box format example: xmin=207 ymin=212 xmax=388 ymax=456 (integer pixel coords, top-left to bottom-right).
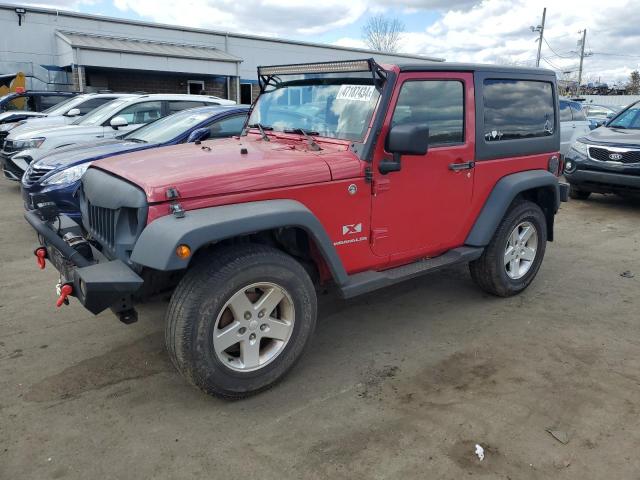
xmin=93 ymin=68 xmax=558 ymax=277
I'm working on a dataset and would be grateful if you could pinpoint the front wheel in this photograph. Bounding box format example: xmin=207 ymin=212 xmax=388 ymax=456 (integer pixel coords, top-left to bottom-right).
xmin=470 ymin=200 xmax=547 ymax=297
xmin=569 ymin=185 xmax=591 ymax=200
xmin=165 ymin=244 xmax=317 ymax=399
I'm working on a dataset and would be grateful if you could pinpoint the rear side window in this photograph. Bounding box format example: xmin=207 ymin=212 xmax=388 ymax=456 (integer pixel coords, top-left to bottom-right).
xmin=39 ymin=95 xmax=71 ymax=110
xmin=570 ymin=102 xmax=587 ymax=121
xmin=483 ymin=79 xmax=555 ymax=141
xmin=76 ymin=97 xmax=117 ymax=115
xmin=391 ymin=80 xmax=464 ymax=146
xmin=559 ymin=101 xmax=572 ymax=122
xmin=168 ymin=101 xmax=208 ymax=113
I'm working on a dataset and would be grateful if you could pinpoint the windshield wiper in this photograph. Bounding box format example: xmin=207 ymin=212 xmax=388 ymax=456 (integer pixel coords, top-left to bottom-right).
xmin=126 ymin=138 xmax=147 ymax=143
xmin=284 ymin=128 xmax=322 ymax=151
xmin=248 ymin=123 xmax=272 ymax=142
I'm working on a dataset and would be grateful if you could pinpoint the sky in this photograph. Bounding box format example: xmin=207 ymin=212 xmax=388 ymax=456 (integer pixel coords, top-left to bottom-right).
xmin=7 ymin=0 xmax=640 ymax=84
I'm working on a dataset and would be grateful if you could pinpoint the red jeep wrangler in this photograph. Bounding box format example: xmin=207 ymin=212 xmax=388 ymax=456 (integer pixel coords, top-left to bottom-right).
xmin=26 ymin=59 xmax=568 ymax=398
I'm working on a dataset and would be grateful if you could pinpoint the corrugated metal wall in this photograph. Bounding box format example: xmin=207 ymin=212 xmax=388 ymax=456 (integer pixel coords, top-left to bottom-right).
xmin=580 ymin=95 xmax=640 ymax=108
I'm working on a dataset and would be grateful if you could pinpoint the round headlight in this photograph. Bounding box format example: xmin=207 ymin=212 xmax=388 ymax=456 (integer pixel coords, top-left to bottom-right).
xmin=565 ymin=160 xmax=576 ymax=173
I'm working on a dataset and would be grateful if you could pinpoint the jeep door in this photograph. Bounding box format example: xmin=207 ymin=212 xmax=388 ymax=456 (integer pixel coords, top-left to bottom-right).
xmin=370 ymin=72 xmax=475 ymax=263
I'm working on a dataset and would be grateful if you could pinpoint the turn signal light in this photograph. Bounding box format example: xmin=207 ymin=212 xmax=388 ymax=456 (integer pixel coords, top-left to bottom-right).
xmin=176 ymin=244 xmax=191 ymax=259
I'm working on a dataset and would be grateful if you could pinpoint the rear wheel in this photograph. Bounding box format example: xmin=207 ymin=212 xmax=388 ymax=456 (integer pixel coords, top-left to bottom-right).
xmin=569 ymin=185 xmax=591 ymax=200
xmin=470 ymin=200 xmax=547 ymax=297
xmin=165 ymin=244 xmax=317 ymax=399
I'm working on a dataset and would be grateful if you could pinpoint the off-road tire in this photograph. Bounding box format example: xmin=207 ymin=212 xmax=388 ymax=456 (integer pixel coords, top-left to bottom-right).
xmin=469 ymin=200 xmax=547 ymax=297
xmin=165 ymin=244 xmax=317 ymax=399
xmin=569 ymin=185 xmax=591 ymax=200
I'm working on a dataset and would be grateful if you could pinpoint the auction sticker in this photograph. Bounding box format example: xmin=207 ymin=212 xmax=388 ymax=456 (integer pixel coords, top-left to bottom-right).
xmin=336 ymin=85 xmax=376 ymax=102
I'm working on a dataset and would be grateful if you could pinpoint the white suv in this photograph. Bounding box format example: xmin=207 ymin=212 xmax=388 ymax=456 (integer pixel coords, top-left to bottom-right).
xmin=0 ymin=93 xmax=136 ymax=138
xmin=2 ymin=94 xmax=235 ymax=160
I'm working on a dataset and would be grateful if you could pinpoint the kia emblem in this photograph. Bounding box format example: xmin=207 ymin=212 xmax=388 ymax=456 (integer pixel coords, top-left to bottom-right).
xmin=608 ymin=153 xmax=623 ymax=161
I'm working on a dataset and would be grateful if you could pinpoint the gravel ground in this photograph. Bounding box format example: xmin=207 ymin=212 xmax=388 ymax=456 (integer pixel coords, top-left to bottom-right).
xmin=1 ymin=178 xmax=639 ymax=479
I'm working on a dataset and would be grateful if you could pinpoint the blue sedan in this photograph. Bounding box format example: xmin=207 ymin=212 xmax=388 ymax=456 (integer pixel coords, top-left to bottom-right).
xmin=21 ymin=105 xmax=248 ymax=218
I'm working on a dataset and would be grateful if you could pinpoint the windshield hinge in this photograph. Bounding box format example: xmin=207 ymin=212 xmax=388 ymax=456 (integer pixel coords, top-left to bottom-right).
xmin=372 ymin=177 xmax=391 ymax=196
xmin=364 ymin=166 xmax=373 ymax=183
xmin=169 ymin=202 xmax=185 ymax=218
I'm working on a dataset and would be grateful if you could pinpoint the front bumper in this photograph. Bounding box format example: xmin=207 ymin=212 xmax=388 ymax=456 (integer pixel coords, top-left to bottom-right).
xmin=24 ymin=210 xmax=144 ymax=316
xmin=1 ymin=151 xmax=22 ymax=181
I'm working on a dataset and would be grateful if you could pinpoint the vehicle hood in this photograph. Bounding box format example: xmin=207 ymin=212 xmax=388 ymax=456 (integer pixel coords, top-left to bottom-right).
xmin=92 ymin=136 xmax=360 ymax=203
xmin=582 ymin=126 xmax=640 ymax=147
xmin=9 ymin=124 xmax=101 ymax=141
xmin=0 ymin=111 xmax=46 ymax=123
xmin=35 ymin=139 xmax=156 ymax=169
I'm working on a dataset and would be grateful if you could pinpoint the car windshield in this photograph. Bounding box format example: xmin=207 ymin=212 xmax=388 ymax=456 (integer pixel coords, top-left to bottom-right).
xmin=247 ymin=73 xmax=381 ymax=141
xmin=608 ymin=103 xmax=640 ymax=129
xmin=74 ymin=98 xmax=133 ymax=126
xmin=42 ymin=96 xmax=78 ymax=114
xmin=124 ymin=109 xmax=214 ymax=143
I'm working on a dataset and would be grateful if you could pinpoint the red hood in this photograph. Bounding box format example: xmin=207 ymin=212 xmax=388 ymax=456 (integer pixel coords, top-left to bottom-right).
xmin=91 ymin=135 xmax=363 ymax=203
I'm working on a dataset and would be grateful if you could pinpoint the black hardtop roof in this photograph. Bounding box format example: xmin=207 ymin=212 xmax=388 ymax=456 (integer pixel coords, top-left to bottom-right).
xmin=398 ymin=62 xmax=556 ymax=77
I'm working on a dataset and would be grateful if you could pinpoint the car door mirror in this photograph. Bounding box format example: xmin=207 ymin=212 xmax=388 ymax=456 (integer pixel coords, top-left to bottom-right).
xmin=187 ymin=127 xmax=210 ymax=143
xmin=381 ymin=123 xmax=430 ymax=174
xmin=110 ymin=116 xmax=128 ymax=129
xmin=65 ymin=108 xmax=81 ymax=117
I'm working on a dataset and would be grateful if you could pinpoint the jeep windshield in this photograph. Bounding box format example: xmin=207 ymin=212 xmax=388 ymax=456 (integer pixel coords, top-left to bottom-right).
xmin=247 ymin=73 xmax=381 ymax=142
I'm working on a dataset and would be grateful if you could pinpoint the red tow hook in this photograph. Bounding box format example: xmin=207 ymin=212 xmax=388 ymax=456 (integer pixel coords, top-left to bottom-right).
xmin=56 ymin=284 xmax=73 ymax=308
xmin=35 ymin=247 xmax=47 ymax=270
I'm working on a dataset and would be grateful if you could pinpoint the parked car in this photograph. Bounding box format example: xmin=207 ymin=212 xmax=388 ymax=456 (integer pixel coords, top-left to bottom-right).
xmin=560 ymin=99 xmax=591 ymax=156
xmin=564 ymin=99 xmax=640 ymax=199
xmin=583 ymin=103 xmax=620 ymax=129
xmin=1 ymin=94 xmax=235 ymax=176
xmin=0 ymin=90 xmax=76 ymax=115
xmin=21 ymin=105 xmax=249 ymax=217
xmin=0 ymin=93 xmax=136 ymax=142
xmin=25 ymin=60 xmax=567 ymax=399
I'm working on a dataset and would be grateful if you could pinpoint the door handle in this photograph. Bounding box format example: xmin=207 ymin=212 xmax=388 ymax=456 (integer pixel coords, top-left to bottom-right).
xmin=448 ymin=161 xmax=475 ymax=171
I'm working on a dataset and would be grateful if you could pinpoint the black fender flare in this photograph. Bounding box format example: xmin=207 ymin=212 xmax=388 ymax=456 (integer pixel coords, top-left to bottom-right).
xmin=465 ymin=170 xmax=560 ymax=247
xmin=129 ymin=199 xmax=349 ymax=283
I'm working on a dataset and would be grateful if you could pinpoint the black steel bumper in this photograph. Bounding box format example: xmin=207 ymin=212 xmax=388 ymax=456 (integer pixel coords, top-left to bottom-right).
xmin=24 ymin=210 xmax=144 ymax=315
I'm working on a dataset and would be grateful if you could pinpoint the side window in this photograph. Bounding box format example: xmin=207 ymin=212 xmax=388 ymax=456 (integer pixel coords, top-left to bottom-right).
xmin=570 ymin=102 xmax=587 ymax=121
xmin=115 ymin=101 xmax=162 ymax=125
xmin=76 ymin=97 xmax=116 ymax=115
xmin=39 ymin=95 xmax=71 ymax=110
xmin=483 ymin=79 xmax=555 ymax=141
xmin=6 ymin=95 xmax=33 ymax=112
xmin=391 ymin=80 xmax=464 ymax=146
xmin=559 ymin=101 xmax=572 ymax=122
xmin=168 ymin=101 xmax=207 ymax=114
xmin=207 ymin=114 xmax=247 ymax=138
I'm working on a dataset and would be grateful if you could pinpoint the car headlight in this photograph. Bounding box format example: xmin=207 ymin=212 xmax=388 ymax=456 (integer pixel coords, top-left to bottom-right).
xmin=570 ymin=140 xmax=588 ymax=157
xmin=41 ymin=163 xmax=90 ymax=186
xmin=13 ymin=137 xmax=45 ymax=150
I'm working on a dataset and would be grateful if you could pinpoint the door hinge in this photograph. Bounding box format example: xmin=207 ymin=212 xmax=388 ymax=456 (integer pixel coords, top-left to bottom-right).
xmin=372 ymin=177 xmax=391 ymax=196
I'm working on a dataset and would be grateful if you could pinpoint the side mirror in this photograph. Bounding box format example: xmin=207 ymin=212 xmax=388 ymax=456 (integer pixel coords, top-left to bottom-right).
xmin=65 ymin=108 xmax=81 ymax=117
xmin=187 ymin=127 xmax=210 ymax=143
xmin=110 ymin=116 xmax=128 ymax=129
xmin=380 ymin=123 xmax=430 ymax=174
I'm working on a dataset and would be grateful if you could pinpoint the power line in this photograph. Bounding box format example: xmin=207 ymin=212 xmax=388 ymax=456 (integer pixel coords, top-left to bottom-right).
xmin=543 ymin=38 xmax=575 ymax=59
xmin=591 ymin=52 xmax=640 ymax=58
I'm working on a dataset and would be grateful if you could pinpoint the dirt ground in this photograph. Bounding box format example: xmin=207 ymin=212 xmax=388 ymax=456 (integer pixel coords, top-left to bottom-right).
xmin=1 ymin=178 xmax=639 ymax=480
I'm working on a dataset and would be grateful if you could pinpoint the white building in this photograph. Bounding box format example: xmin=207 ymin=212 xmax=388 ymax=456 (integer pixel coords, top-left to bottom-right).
xmin=0 ymin=4 xmax=442 ymax=103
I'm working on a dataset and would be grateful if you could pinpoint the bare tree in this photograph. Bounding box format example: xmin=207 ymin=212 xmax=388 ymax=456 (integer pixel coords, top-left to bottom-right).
xmin=627 ymin=70 xmax=640 ymax=95
xmin=362 ymin=15 xmax=405 ymax=53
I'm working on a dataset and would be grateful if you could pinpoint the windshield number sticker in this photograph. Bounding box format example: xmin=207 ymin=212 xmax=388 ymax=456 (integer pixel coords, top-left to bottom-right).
xmin=336 ymin=85 xmax=376 ymax=102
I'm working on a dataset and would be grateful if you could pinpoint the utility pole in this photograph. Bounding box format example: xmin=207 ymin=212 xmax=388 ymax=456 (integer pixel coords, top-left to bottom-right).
xmin=577 ymin=29 xmax=587 ymax=95
xmin=534 ymin=8 xmax=546 ymax=68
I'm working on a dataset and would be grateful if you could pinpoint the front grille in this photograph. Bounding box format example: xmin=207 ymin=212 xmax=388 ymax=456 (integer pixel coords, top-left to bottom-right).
xmin=87 ymin=202 xmax=117 ymax=249
xmin=23 ymin=165 xmax=54 ymax=185
xmin=589 ymin=147 xmax=640 ymax=164
xmin=2 ymin=140 xmax=17 ymax=153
